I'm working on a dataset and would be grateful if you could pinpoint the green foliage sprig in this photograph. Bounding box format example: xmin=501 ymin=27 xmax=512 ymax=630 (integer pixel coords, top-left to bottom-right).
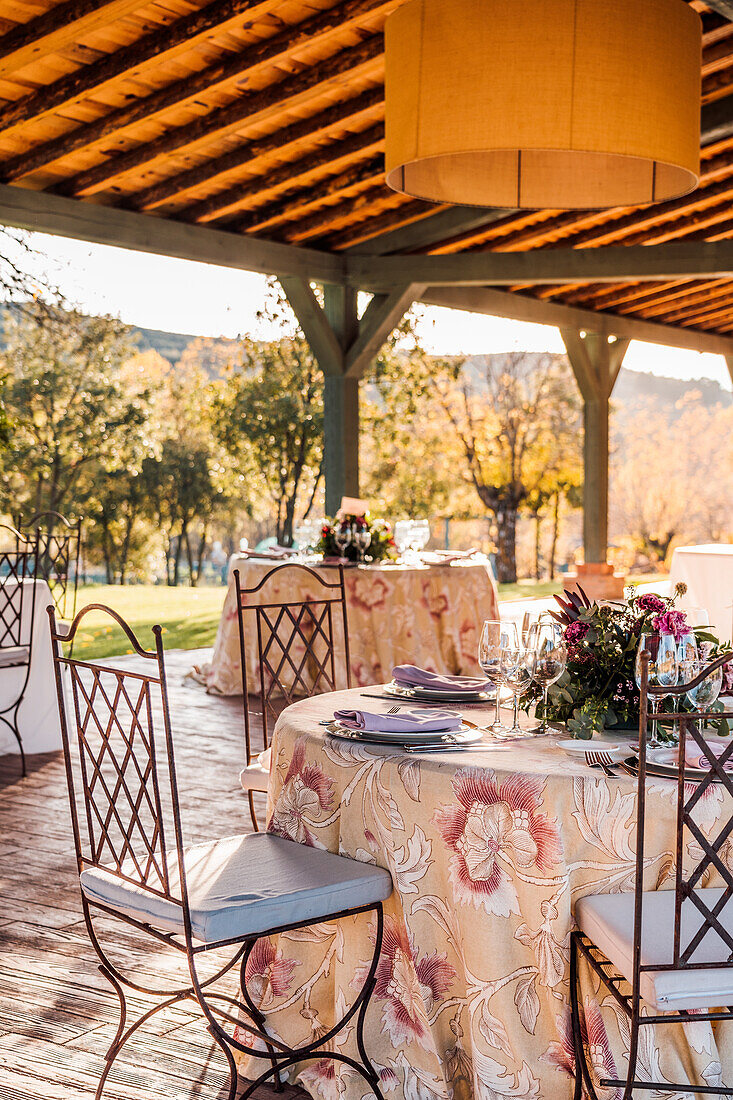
xmin=317 ymin=513 xmax=397 ymax=564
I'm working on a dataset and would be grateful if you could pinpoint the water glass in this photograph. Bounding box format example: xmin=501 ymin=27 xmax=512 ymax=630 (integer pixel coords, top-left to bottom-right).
xmin=685 ymin=642 xmax=723 ymax=739
xmin=528 ymin=621 xmax=567 ymax=733
xmin=394 ymin=520 xmax=413 ymax=560
xmin=479 ymin=619 xmax=518 ymax=735
xmin=635 ymin=633 xmax=678 ymax=746
xmin=501 ymin=639 xmax=535 ymax=733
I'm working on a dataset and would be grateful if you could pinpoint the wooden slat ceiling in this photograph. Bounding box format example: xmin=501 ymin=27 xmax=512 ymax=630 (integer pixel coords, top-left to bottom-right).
xmin=3 ymin=0 xmax=733 ymax=337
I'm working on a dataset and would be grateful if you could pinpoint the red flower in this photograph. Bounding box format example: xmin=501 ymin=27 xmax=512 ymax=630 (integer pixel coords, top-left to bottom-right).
xmin=356 ymin=915 xmax=455 ymax=1051
xmin=433 ymin=768 xmax=562 ymax=916
xmin=267 ymin=738 xmax=333 ymax=845
xmin=244 ymin=936 xmax=298 ymax=1008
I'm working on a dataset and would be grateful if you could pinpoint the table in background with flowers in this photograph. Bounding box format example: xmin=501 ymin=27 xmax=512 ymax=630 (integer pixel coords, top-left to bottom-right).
xmin=199 ymin=554 xmax=499 ymax=695
xmin=238 ymin=688 xmax=733 ymax=1100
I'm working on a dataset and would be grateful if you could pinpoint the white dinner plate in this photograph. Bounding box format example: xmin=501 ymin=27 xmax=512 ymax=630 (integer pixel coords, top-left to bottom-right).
xmin=384 ymin=681 xmax=493 ymax=703
xmin=648 ymin=738 xmax=733 ymax=778
xmin=557 ymin=739 xmax=628 ymax=763
xmin=324 ymin=721 xmax=482 ymax=747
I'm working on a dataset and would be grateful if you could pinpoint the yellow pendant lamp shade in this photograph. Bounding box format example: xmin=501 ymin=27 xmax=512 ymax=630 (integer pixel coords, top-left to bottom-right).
xmin=384 ymin=0 xmax=702 ymax=209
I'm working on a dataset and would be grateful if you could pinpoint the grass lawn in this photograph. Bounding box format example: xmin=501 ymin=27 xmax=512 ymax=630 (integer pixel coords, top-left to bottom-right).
xmin=70 ymin=572 xmax=669 ymax=660
xmin=71 ymin=584 xmax=226 ymax=660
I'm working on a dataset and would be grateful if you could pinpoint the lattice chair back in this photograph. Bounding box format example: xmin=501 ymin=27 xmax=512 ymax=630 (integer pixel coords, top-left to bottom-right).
xmin=233 ymin=562 xmax=351 ymax=757
xmin=636 ymin=649 xmax=733 ymax=974
xmin=0 ymin=523 xmax=39 ymax=654
xmin=48 ymin=604 xmax=191 ymax=933
xmin=17 ymin=512 xmax=82 ymax=621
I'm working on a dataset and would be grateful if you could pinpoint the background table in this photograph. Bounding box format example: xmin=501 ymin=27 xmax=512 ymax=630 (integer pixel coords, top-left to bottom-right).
xmin=201 ymin=555 xmax=499 ymax=695
xmin=0 ymin=579 xmax=62 ymax=758
xmin=239 ymin=688 xmax=733 ymax=1100
xmin=669 ymin=543 xmax=733 ymax=643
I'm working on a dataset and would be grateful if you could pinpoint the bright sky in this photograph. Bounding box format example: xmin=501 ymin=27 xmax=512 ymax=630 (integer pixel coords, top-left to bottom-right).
xmin=4 ymin=230 xmax=731 ymax=390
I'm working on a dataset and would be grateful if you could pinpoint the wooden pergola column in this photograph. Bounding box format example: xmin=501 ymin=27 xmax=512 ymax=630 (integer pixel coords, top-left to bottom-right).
xmin=561 ymin=329 xmax=630 ymax=563
xmin=280 ymin=278 xmax=424 ymax=515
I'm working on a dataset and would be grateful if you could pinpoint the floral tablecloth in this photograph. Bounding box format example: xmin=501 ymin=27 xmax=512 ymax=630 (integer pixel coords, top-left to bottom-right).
xmin=237 ymin=689 xmax=733 ymax=1100
xmin=199 ymin=556 xmax=499 ymax=695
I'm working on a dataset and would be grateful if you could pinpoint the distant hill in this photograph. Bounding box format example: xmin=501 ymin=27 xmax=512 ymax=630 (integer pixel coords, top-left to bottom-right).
xmin=1 ymin=303 xmax=730 ymax=408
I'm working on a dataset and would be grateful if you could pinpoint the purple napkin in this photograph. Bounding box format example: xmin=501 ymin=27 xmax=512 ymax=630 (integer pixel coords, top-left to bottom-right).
xmin=333 ymin=707 xmax=462 ymax=733
xmin=392 ymin=664 xmax=491 ymax=693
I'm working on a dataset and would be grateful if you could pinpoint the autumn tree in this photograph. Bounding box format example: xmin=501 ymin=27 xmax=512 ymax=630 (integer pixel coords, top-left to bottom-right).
xmin=212 ymin=287 xmax=322 ymax=546
xmin=0 ymin=303 xmax=145 ymax=522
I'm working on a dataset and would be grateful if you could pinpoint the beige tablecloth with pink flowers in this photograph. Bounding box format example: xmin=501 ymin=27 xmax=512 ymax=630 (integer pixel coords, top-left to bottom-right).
xmin=200 ymin=556 xmax=498 ymax=695
xmin=236 ymin=689 xmax=733 ymax=1100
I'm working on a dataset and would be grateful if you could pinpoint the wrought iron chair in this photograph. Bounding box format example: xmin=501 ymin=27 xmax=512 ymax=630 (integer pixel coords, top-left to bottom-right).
xmin=233 ymin=562 xmax=351 ymax=830
xmin=48 ymin=602 xmax=391 ymax=1100
xmin=0 ymin=523 xmax=40 ymax=776
xmin=571 ymin=649 xmax=733 ymax=1099
xmin=16 ymin=511 xmax=82 ymax=622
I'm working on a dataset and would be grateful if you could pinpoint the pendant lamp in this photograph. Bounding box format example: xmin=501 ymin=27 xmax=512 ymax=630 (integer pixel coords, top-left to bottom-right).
xmin=384 ymin=0 xmax=701 ymax=209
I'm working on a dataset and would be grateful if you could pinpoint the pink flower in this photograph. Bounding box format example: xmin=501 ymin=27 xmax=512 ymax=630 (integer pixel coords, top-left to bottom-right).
xmin=635 ymin=593 xmax=666 ymax=614
xmin=564 ymin=621 xmax=590 ymax=644
xmin=356 ymin=916 xmax=455 ymax=1050
xmin=267 ymin=739 xmax=333 ymax=845
xmin=652 ymin=609 xmax=689 ymax=641
xmin=244 ymin=937 xmax=298 ymax=1008
xmin=542 ymin=1003 xmax=620 ymax=1097
xmin=433 ymin=769 xmax=562 ymax=916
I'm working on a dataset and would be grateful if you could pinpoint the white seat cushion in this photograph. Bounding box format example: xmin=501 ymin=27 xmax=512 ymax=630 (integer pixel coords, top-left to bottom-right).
xmin=0 ymin=645 xmax=29 ymax=668
xmin=80 ymin=831 xmax=392 ymax=945
xmin=239 ymin=746 xmax=271 ymax=793
xmin=577 ymin=888 xmax=733 ymax=1010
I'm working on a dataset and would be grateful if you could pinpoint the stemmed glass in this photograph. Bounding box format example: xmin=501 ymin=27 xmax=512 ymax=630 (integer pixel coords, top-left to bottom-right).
xmin=394 ymin=521 xmax=413 ymax=562
xmin=479 ymin=619 xmax=518 ymax=736
xmin=501 ymin=636 xmax=535 ymax=734
xmin=528 ymin=620 xmax=567 ymax=733
xmin=410 ymin=519 xmax=430 ymax=558
xmin=635 ymin=633 xmax=678 ymax=747
xmin=685 ymin=643 xmax=723 ymax=738
xmin=334 ymin=524 xmax=351 ymax=560
xmin=356 ymin=526 xmax=372 ymax=563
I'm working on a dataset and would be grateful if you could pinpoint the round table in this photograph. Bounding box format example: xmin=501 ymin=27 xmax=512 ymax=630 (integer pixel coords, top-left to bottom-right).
xmin=201 ymin=555 xmax=499 ymax=695
xmin=238 ymin=688 xmax=733 ymax=1099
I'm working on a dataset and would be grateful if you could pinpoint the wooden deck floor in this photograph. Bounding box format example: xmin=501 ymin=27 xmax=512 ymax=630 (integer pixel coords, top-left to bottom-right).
xmin=0 ymin=647 xmax=307 ymax=1100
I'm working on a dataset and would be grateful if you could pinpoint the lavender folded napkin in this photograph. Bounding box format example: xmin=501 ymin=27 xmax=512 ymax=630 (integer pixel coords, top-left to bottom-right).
xmin=333 ymin=707 xmax=462 ymax=733
xmin=392 ymin=664 xmax=491 ymax=693
xmin=244 ymin=545 xmax=297 ymax=560
xmin=685 ymin=741 xmax=733 ymax=771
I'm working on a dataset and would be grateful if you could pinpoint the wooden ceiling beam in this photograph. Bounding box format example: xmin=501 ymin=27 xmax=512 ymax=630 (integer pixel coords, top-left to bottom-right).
xmin=0 ymin=0 xmax=265 ymax=133
xmin=129 ymin=89 xmax=382 ymax=212
xmin=281 ymin=184 xmax=396 ymax=242
xmin=420 ymin=286 xmax=733 ymax=355
xmin=1 ymin=15 xmax=384 ymax=186
xmin=0 ymin=181 xmax=343 ymax=284
xmin=633 ymin=278 xmax=733 ymax=318
xmin=0 ymin=0 xmax=144 ymax=77
xmin=567 ymin=278 xmax=723 ymax=313
xmin=325 ymin=201 xmax=442 ymax=249
xmin=52 ymin=36 xmax=383 ymax=198
xmin=181 ymin=125 xmax=384 ymax=224
xmin=704 ymin=1 xmax=733 ymax=22
xmin=347 ymin=240 xmax=733 ymax=291
xmin=225 ymin=155 xmax=384 ymax=233
xmin=345 ymin=207 xmax=514 ymax=254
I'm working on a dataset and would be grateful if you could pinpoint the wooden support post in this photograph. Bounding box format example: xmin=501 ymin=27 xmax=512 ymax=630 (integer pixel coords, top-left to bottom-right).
xmin=725 ymin=355 xmax=733 ymax=387
xmin=561 ymin=329 xmax=629 ymax=570
xmin=280 ymin=279 xmax=423 ymax=516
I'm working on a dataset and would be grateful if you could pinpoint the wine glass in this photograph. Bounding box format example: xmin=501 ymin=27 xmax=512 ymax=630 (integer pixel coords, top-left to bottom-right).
xmin=686 ymin=643 xmax=723 ymax=739
xmin=501 ymin=636 xmax=535 ymax=735
xmin=635 ymin=633 xmax=678 ymax=747
xmin=674 ymin=630 xmax=698 ymax=738
xmin=334 ymin=523 xmax=351 ymax=560
xmin=479 ymin=619 xmax=518 ymax=736
xmin=394 ymin=521 xmax=413 ymax=562
xmin=356 ymin=526 xmax=372 ymax=563
xmin=528 ymin=621 xmax=567 ymax=733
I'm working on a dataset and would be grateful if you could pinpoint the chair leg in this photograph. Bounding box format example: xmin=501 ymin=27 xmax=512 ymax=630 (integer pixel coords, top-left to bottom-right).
xmin=240 ymin=940 xmax=282 ymax=1091
xmin=570 ymin=933 xmax=600 ymax=1100
xmin=0 ymin=706 xmax=26 ymax=777
xmin=207 ymin=1024 xmax=239 ymax=1100
xmin=246 ymin=789 xmax=261 ymax=832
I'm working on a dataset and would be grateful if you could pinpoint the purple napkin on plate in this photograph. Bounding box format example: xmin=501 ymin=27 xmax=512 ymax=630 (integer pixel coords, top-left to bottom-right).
xmin=333 ymin=707 xmax=462 ymax=733
xmin=392 ymin=664 xmax=491 ymax=693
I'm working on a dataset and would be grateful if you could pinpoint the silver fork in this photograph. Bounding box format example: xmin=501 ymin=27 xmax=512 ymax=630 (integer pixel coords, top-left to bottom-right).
xmin=586 ymin=750 xmax=617 ymax=777
xmin=386 ymin=705 xmax=401 ymax=715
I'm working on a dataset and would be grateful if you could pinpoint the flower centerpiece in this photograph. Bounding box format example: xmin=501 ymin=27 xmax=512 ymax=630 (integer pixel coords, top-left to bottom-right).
xmin=317 ymin=512 xmax=397 ymax=564
xmin=523 ymin=583 xmax=732 ymax=739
